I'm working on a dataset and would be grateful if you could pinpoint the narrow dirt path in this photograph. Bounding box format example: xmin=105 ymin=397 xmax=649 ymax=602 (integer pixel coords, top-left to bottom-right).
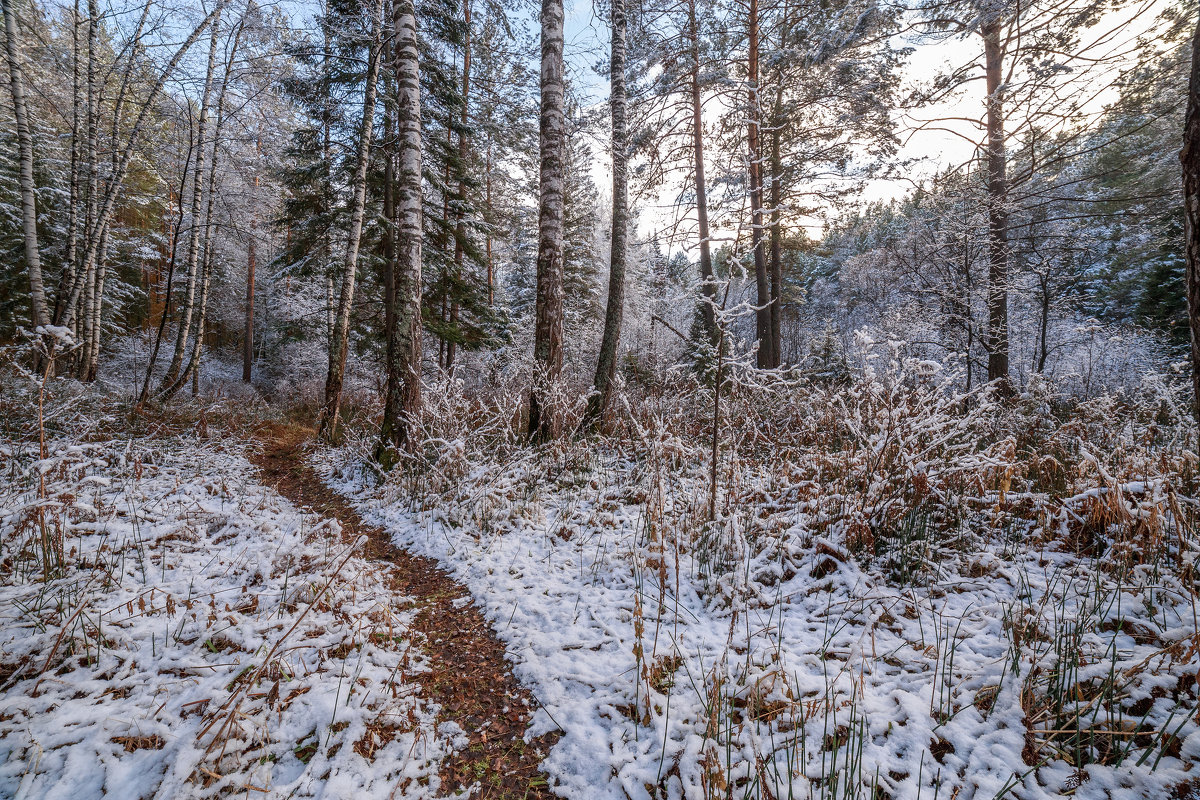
xmin=248 ymin=422 xmax=560 ymax=799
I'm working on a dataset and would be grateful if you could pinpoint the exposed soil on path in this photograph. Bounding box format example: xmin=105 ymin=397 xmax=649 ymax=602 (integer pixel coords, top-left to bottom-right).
xmin=248 ymin=422 xmax=560 ymax=799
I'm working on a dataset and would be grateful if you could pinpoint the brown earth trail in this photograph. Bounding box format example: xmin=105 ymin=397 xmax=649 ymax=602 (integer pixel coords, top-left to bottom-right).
xmin=248 ymin=423 xmax=560 ymax=799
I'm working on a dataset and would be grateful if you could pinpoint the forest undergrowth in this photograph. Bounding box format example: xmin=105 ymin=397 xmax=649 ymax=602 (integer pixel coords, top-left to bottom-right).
xmin=322 ymin=348 xmax=1200 ymax=799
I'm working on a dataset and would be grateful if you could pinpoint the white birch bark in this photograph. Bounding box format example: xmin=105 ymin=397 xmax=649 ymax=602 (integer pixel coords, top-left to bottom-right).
xmin=162 ymin=6 xmax=223 ymax=389
xmin=378 ymin=0 xmax=423 ymax=466
xmin=318 ymin=0 xmax=385 ymax=439
xmin=528 ymin=0 xmax=565 ymax=441
xmin=1 ymin=0 xmax=50 ymax=328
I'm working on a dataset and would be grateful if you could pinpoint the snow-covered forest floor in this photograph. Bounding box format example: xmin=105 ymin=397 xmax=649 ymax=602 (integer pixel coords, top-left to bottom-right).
xmin=0 ymin=381 xmax=448 ymax=798
xmin=5 ymin=352 xmax=1200 ymax=799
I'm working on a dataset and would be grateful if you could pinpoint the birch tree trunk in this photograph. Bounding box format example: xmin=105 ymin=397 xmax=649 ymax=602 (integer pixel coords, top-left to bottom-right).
xmin=54 ymin=0 xmax=83 ymax=327
xmin=138 ymin=137 xmax=194 ymax=406
xmin=76 ymin=0 xmax=99 ymax=376
xmin=162 ymin=6 xmax=223 ymax=389
xmin=60 ymin=1 xmax=226 ymax=337
xmin=161 ymin=12 xmax=245 ymax=400
xmin=588 ymin=0 xmax=627 ymax=421
xmin=382 ymin=108 xmax=396 ymax=347
xmin=244 ymin=166 xmax=258 ymax=383
xmin=89 ymin=0 xmax=154 ymax=377
xmin=1181 ymin=9 xmax=1200 ymax=425
xmin=318 ymin=0 xmax=385 ymax=441
xmin=377 ymin=0 xmax=423 ymax=468
xmin=983 ymin=17 xmax=1010 ymax=385
xmin=2 ymin=0 xmax=50 ymax=330
xmin=528 ymin=0 xmax=566 ymax=441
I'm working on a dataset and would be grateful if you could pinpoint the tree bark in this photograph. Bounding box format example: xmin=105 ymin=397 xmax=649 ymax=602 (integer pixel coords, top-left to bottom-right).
xmin=54 ymin=0 xmax=83 ymax=327
xmin=165 ymin=17 xmax=245 ymax=400
xmin=588 ymin=0 xmax=628 ymax=421
xmin=2 ymin=0 xmax=50 ymax=329
xmin=318 ymin=0 xmax=385 ymax=441
xmin=382 ymin=107 xmax=397 ymax=347
xmin=768 ymin=118 xmax=783 ymax=365
xmin=528 ymin=0 xmax=566 ymax=441
xmin=746 ymin=0 xmax=773 ymax=369
xmin=162 ymin=7 xmax=223 ymax=389
xmin=60 ymin=2 xmax=226 ymax=339
xmin=983 ymin=18 xmax=1009 ymax=385
xmin=1181 ymin=10 xmax=1200 ymax=424
xmin=687 ymin=0 xmax=717 ymax=348
xmin=244 ymin=168 xmax=257 ymax=383
xmin=77 ymin=0 xmax=98 ymax=377
xmin=485 ymin=137 xmax=494 ymax=306
xmin=446 ymin=0 xmax=472 ymax=375
xmin=377 ymin=0 xmax=423 ymax=467
xmin=138 ymin=133 xmax=195 ymax=406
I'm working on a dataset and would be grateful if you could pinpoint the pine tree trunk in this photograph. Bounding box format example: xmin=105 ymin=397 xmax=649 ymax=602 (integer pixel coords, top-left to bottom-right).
xmin=446 ymin=0 xmax=472 ymax=375
xmin=1181 ymin=10 xmax=1200 ymax=424
xmin=318 ymin=0 xmax=384 ymax=441
xmin=528 ymin=0 xmax=566 ymax=441
xmin=687 ymin=0 xmax=717 ymax=348
xmin=377 ymin=0 xmax=423 ymax=467
xmin=768 ymin=120 xmax=783 ymax=366
xmin=2 ymin=0 xmax=50 ymax=330
xmin=485 ymin=137 xmax=494 ymax=306
xmin=746 ymin=0 xmax=773 ymax=369
xmin=983 ymin=18 xmax=1009 ymax=385
xmin=588 ymin=0 xmax=627 ymax=421
xmin=321 ymin=13 xmax=334 ymax=346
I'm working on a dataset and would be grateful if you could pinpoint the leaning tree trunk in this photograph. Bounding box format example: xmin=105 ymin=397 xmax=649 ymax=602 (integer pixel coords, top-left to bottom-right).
xmin=59 ymin=1 xmax=226 ymax=338
xmin=687 ymin=0 xmax=717 ymax=348
xmin=163 ymin=12 xmax=242 ymax=401
xmin=1181 ymin=9 xmax=1200 ymax=425
xmin=588 ymin=0 xmax=628 ymax=421
xmin=983 ymin=17 xmax=1009 ymax=385
xmin=138 ymin=138 xmax=194 ymax=406
xmin=746 ymin=0 xmax=773 ymax=369
xmin=162 ymin=7 xmax=223 ymax=390
xmin=528 ymin=0 xmax=566 ymax=441
xmin=318 ymin=0 xmax=385 ymax=441
xmin=2 ymin=0 xmax=50 ymax=330
xmin=377 ymin=0 xmax=423 ymax=468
